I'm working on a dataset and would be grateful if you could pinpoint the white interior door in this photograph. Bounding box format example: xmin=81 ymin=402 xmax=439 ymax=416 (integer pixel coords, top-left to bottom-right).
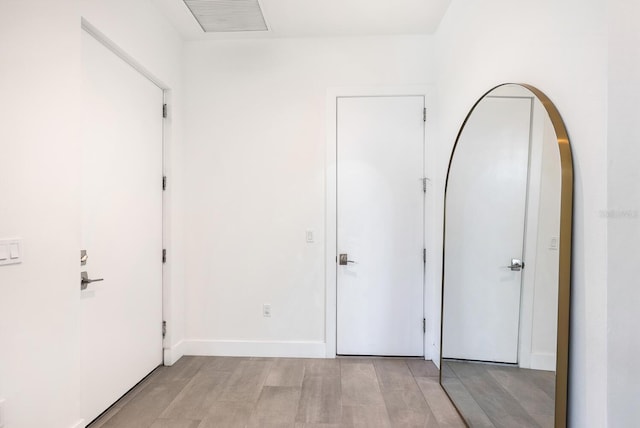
xmin=80 ymin=30 xmax=163 ymax=424
xmin=442 ymin=96 xmax=532 ymax=363
xmin=336 ymin=96 xmax=425 ymax=356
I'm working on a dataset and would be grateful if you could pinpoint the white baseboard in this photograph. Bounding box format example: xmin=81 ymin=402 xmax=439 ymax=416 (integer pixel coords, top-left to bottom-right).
xmin=163 ymin=340 xmax=185 ymax=366
xmin=530 ymin=352 xmax=556 ymax=371
xmin=69 ymin=419 xmax=85 ymax=428
xmin=432 ymin=344 xmax=441 ymax=369
xmin=183 ymin=339 xmax=327 ymax=358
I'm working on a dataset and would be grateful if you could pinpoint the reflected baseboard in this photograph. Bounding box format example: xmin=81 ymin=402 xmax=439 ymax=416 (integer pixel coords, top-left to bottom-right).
xmin=530 ymin=352 xmax=556 ymax=371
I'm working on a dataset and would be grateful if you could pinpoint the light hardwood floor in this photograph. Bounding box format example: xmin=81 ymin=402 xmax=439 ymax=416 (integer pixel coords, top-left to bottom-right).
xmin=441 ymin=360 xmax=555 ymax=428
xmin=89 ymin=356 xmax=465 ymax=428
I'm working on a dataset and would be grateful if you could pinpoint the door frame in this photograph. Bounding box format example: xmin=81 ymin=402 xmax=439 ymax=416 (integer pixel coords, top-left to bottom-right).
xmin=80 ymin=19 xmax=173 ymax=366
xmin=324 ymin=86 xmax=435 ymax=360
xmin=519 ymin=96 xmax=558 ymax=371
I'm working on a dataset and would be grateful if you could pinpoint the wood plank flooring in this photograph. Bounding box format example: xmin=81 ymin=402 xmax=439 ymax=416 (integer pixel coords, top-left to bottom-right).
xmin=441 ymin=360 xmax=555 ymax=428
xmin=89 ymin=356 xmax=465 ymax=428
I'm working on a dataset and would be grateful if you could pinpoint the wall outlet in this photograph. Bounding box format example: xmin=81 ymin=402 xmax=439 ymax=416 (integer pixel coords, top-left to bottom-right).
xmin=263 ymin=304 xmax=271 ymax=317
xmin=0 ymin=398 xmax=6 ymax=428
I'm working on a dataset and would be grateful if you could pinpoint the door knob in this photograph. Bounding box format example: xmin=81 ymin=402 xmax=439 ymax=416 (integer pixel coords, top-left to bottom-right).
xmin=339 ymin=254 xmax=356 ymax=265
xmin=81 ymin=271 xmax=104 ymax=290
xmin=503 ymin=258 xmax=524 ymax=271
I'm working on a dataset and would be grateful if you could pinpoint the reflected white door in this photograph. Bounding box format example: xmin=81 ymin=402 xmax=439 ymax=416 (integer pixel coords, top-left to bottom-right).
xmin=80 ymin=30 xmax=163 ymax=423
xmin=336 ymin=96 xmax=425 ymax=356
xmin=442 ymin=96 xmax=531 ymax=363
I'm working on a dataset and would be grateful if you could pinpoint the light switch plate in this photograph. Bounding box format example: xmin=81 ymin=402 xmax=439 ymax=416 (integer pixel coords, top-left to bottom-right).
xmin=0 ymin=239 xmax=22 ymax=266
xmin=9 ymin=243 xmax=19 ymax=259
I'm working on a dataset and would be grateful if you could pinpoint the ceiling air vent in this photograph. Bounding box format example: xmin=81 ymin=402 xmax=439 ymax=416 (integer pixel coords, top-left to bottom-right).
xmin=183 ymin=0 xmax=268 ymax=32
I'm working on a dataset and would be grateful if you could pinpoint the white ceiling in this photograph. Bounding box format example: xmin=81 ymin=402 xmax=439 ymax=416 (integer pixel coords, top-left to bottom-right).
xmin=151 ymin=0 xmax=451 ymax=40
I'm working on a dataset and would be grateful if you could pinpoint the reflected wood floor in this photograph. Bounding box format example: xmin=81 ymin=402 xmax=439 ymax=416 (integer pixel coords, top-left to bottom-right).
xmin=89 ymin=356 xmax=465 ymax=428
xmin=441 ymin=360 xmax=555 ymax=428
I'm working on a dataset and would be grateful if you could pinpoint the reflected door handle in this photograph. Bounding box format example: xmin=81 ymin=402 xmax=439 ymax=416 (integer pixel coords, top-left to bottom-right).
xmin=81 ymin=271 xmax=104 ymax=290
xmin=503 ymin=258 xmax=524 ymax=271
xmin=339 ymin=254 xmax=356 ymax=265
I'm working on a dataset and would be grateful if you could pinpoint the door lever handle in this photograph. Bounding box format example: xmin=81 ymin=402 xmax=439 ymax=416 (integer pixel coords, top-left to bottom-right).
xmin=339 ymin=254 xmax=356 ymax=265
xmin=502 ymin=258 xmax=524 ymax=271
xmin=81 ymin=271 xmax=104 ymax=290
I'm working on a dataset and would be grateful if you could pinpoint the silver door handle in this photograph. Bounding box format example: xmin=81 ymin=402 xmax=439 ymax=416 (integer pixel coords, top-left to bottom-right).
xmin=339 ymin=254 xmax=356 ymax=265
xmin=81 ymin=271 xmax=104 ymax=290
xmin=503 ymin=258 xmax=524 ymax=271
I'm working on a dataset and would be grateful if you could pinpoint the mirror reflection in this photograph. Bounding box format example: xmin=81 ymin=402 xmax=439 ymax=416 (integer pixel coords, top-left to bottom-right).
xmin=440 ymin=84 xmax=570 ymax=427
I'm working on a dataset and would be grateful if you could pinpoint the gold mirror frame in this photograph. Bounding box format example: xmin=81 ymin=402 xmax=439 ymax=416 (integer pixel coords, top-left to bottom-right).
xmin=439 ymin=83 xmax=573 ymax=427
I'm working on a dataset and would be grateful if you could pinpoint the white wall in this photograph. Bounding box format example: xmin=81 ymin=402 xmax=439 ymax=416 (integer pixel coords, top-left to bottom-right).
xmin=607 ymin=0 xmax=640 ymax=426
xmin=0 ymin=2 xmax=81 ymax=427
xmin=433 ymin=1 xmax=608 ymax=426
xmin=182 ymin=36 xmax=435 ymax=356
xmin=0 ymin=1 xmax=184 ymax=426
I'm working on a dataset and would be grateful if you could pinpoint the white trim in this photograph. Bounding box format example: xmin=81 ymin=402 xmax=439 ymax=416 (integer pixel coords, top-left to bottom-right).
xmin=518 ymin=97 xmax=543 ymax=369
xmin=163 ymin=339 xmax=185 ymax=366
xmin=69 ymin=420 xmax=85 ymax=428
xmin=183 ymin=340 xmax=326 ymax=358
xmin=530 ymin=352 xmax=556 ymax=371
xmin=161 ymin=89 xmax=180 ymax=366
xmin=432 ymin=344 xmax=441 ymax=369
xmin=325 ymin=86 xmax=434 ymax=360
xmin=256 ymin=0 xmax=272 ymax=32
xmin=81 ymin=18 xmax=168 ymax=90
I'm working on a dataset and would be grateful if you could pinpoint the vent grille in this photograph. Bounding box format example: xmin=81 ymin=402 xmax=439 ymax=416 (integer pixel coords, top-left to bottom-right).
xmin=184 ymin=0 xmax=268 ymax=32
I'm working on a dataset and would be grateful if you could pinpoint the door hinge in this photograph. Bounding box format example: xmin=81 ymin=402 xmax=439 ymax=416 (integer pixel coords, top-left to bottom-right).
xmin=422 ymin=177 xmax=427 ymax=193
xmin=163 ymin=103 xmax=168 ymax=118
xmin=162 ymin=320 xmax=167 ymax=338
xmin=162 ymin=249 xmax=167 ymax=264
xmin=423 ymin=107 xmax=427 ymax=122
xmin=162 ymin=176 xmax=167 ymax=191
xmin=423 ymin=318 xmax=426 ymax=333
xmin=423 ymin=248 xmax=426 ymax=263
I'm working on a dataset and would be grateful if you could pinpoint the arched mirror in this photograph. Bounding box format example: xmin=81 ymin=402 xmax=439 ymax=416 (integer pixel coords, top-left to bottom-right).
xmin=440 ymin=84 xmax=573 ymax=427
